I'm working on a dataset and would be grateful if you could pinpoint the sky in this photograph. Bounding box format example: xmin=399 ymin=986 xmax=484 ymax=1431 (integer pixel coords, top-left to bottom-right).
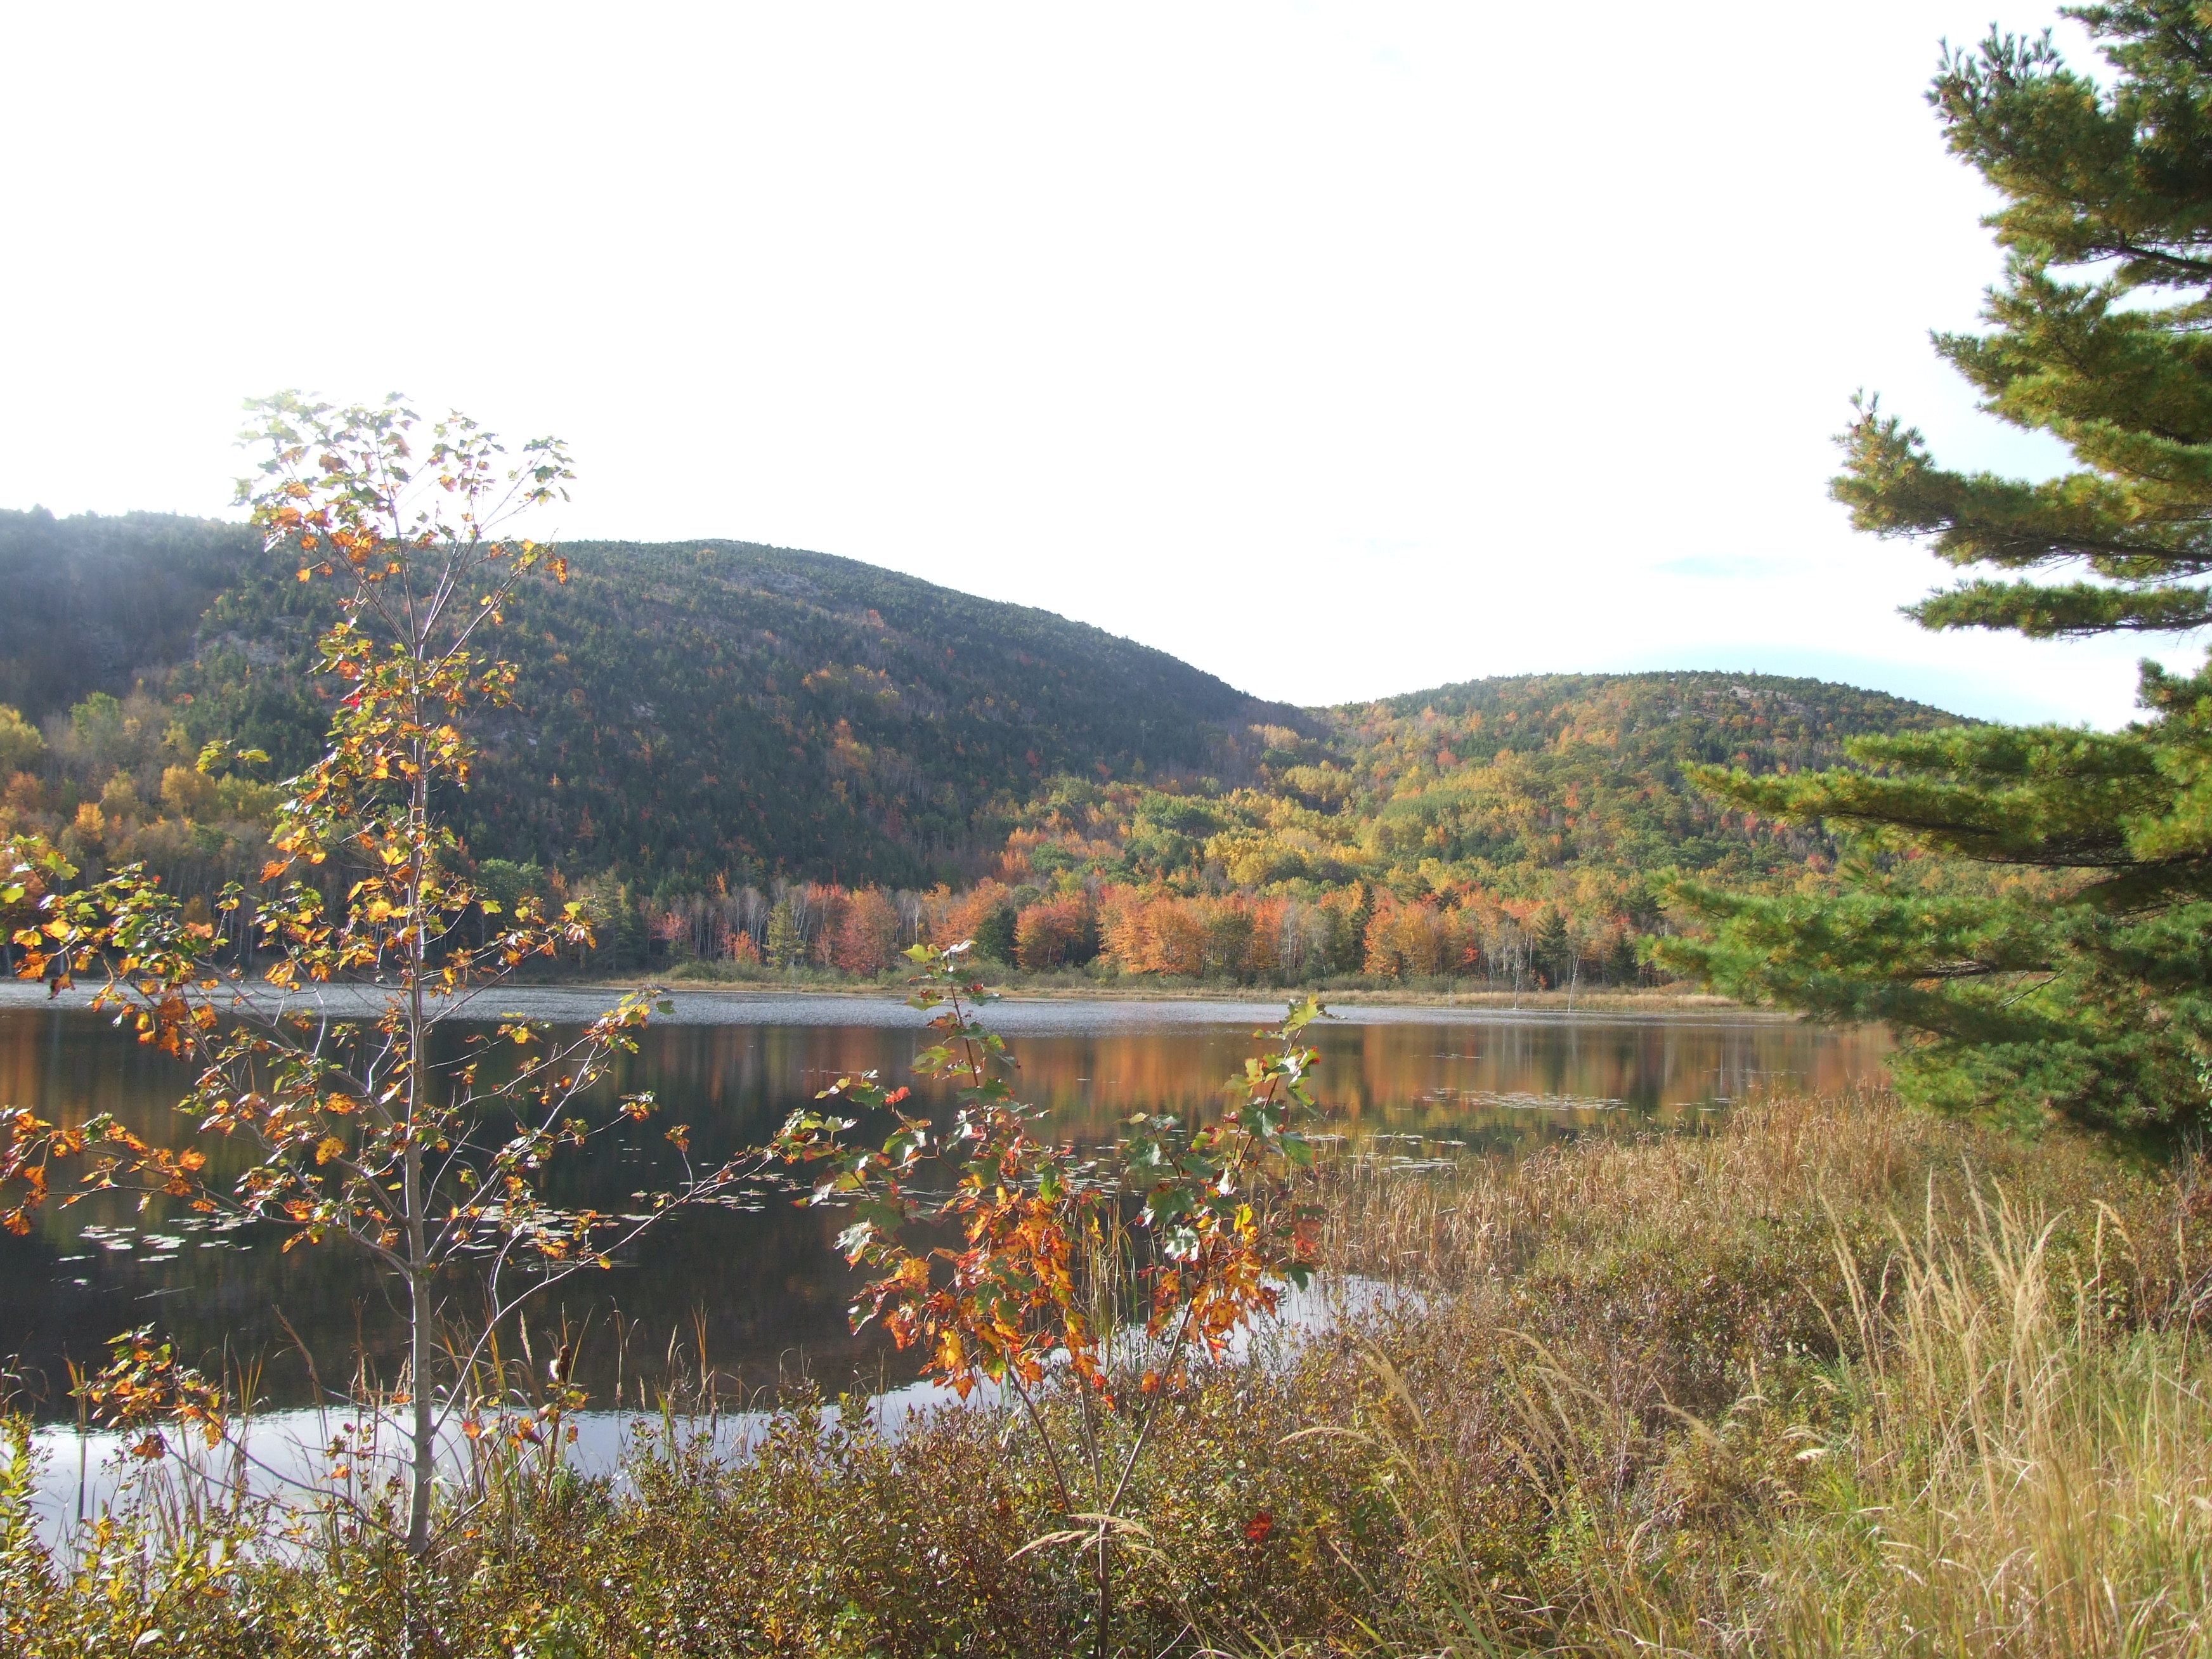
xmin=0 ymin=2 xmax=2187 ymax=727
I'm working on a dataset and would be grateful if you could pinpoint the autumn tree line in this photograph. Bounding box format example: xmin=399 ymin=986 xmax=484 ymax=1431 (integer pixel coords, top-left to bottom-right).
xmin=0 ymin=684 xmax=1661 ymax=989
xmin=615 ymin=872 xmax=1649 ymax=989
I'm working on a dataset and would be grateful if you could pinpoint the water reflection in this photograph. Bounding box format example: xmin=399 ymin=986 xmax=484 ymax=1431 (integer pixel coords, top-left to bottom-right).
xmin=0 ymin=1001 xmax=1887 ymax=1417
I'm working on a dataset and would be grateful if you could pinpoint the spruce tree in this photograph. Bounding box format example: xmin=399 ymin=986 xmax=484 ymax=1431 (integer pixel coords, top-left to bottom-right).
xmin=765 ymin=897 xmax=802 ymax=969
xmin=1534 ymin=907 xmax=1573 ymax=987
xmin=1663 ymin=3 xmax=2212 ymax=1143
xmin=970 ymin=899 xmax=1017 ymax=966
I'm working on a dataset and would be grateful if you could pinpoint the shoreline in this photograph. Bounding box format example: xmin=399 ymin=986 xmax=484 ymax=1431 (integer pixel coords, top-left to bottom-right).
xmin=0 ymin=975 xmax=1800 ymax=1026
xmin=642 ymin=978 xmax=1784 ymax=1018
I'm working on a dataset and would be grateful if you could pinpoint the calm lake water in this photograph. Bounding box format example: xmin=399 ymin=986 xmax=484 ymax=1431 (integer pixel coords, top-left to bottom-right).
xmin=0 ymin=990 xmax=1890 ymax=1420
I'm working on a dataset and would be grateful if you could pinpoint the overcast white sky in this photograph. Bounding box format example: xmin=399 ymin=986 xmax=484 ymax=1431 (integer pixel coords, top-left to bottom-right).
xmin=0 ymin=3 xmax=2185 ymax=726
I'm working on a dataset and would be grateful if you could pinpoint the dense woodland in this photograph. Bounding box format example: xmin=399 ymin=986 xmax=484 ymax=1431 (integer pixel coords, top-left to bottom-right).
xmin=0 ymin=507 xmax=1962 ymax=988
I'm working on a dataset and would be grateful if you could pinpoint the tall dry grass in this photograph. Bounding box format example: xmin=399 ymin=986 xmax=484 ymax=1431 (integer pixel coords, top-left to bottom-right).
xmin=1302 ymin=1089 xmax=2212 ymax=1657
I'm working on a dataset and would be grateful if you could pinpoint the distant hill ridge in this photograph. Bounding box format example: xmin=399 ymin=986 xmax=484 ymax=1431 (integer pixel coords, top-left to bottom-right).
xmin=1337 ymin=668 xmax=1962 ymax=764
xmin=0 ymin=508 xmax=1960 ymax=888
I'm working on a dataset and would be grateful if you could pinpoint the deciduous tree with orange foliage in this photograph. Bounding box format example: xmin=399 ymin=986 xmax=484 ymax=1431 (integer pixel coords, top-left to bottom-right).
xmin=831 ymin=883 xmax=902 ymax=973
xmin=774 ymin=944 xmax=1328 ymax=1658
xmin=0 ymin=396 xmax=765 ymax=1558
xmin=929 ymin=876 xmax=1017 ymax=962
xmin=1363 ymin=895 xmax=1469 ymax=980
xmin=1013 ymin=890 xmax=1096 ymax=970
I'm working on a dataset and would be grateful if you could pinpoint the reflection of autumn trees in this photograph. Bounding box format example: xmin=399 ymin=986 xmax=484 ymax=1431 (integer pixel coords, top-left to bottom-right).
xmin=1 ymin=1010 xmax=1891 ymax=1181
xmin=0 ymin=1005 xmax=1889 ymax=1415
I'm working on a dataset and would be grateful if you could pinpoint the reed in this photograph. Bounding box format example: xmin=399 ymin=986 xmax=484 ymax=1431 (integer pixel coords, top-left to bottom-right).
xmin=1298 ymin=1090 xmax=2212 ymax=1656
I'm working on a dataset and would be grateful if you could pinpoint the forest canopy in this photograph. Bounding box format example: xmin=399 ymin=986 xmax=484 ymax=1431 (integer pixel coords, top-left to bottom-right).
xmin=1 ymin=509 xmax=1959 ymax=990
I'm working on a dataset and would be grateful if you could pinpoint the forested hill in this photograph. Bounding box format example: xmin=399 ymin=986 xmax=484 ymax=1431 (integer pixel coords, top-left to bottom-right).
xmin=0 ymin=509 xmax=1295 ymax=887
xmin=1343 ymin=670 xmax=1959 ymax=767
xmin=1306 ymin=670 xmax=1965 ymax=881
xmin=982 ymin=670 xmax=1967 ymax=918
xmin=1 ymin=507 xmax=1968 ymax=917
xmin=0 ymin=509 xmax=250 ymax=723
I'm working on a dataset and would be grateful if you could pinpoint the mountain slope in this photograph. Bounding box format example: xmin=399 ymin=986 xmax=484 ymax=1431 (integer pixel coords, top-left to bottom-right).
xmin=3 ymin=512 xmax=1296 ymax=886
xmin=987 ymin=672 xmax=1968 ymax=910
xmin=1 ymin=509 xmax=1972 ymax=914
xmin=0 ymin=508 xmax=251 ymax=722
xmin=1315 ymin=670 xmax=1967 ymax=881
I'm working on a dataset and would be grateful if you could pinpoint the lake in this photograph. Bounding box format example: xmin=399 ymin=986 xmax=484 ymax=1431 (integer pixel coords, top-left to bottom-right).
xmin=0 ymin=988 xmax=1890 ymax=1421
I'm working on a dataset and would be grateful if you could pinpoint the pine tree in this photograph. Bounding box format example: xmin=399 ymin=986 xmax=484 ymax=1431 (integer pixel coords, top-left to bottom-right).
xmin=765 ymin=897 xmax=802 ymax=968
xmin=1664 ymin=3 xmax=2212 ymax=1143
xmin=1533 ymin=906 xmax=1572 ymax=987
xmin=970 ymin=899 xmax=1017 ymax=965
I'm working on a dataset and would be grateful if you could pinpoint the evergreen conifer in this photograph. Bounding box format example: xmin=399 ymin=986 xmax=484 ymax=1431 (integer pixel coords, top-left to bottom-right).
xmin=970 ymin=900 xmax=1017 ymax=966
xmin=1534 ymin=907 xmax=1572 ymax=987
xmin=1665 ymin=3 xmax=2212 ymax=1143
xmin=765 ymin=898 xmax=802 ymax=969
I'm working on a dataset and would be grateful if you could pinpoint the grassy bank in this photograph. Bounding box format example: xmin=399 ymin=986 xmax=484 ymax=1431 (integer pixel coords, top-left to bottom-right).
xmin=7 ymin=1090 xmax=2208 ymax=1655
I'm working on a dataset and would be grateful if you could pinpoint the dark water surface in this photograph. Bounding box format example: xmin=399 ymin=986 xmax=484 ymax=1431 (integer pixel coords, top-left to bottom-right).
xmin=0 ymin=992 xmax=1889 ymax=1417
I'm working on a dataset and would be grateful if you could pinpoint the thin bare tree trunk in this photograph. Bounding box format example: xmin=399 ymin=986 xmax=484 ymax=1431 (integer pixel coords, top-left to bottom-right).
xmin=407 ymin=1247 xmax=433 ymax=1553
xmin=405 ymin=736 xmax=435 ymax=1557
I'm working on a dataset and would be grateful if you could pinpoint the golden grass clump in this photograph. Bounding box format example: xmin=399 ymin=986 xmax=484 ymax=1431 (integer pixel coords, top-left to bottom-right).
xmin=1311 ymin=1089 xmax=2212 ymax=1656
